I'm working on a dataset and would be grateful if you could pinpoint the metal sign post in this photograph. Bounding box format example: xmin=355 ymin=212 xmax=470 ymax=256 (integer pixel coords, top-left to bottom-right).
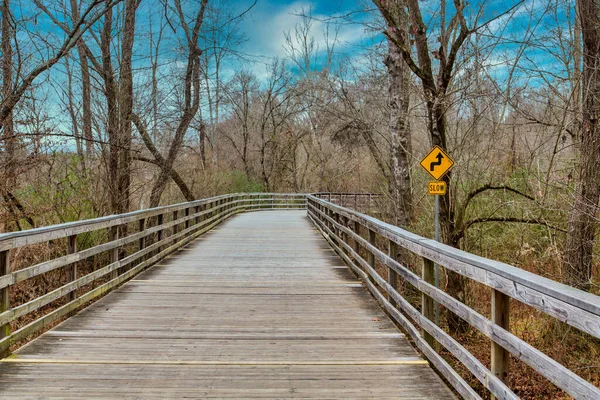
xmin=434 ymin=194 xmax=440 ymax=326
xmin=421 ymin=146 xmax=455 ymax=330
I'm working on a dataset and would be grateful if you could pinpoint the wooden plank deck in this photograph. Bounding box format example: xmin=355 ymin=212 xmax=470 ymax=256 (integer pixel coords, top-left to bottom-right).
xmin=0 ymin=210 xmax=454 ymax=399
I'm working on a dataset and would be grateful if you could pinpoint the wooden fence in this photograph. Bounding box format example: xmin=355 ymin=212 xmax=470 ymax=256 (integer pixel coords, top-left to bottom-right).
xmin=0 ymin=193 xmax=305 ymax=357
xmin=306 ymin=194 xmax=600 ymax=400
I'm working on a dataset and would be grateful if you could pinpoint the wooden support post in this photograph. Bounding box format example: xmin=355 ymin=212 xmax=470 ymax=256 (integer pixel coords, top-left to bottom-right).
xmin=156 ymin=213 xmax=164 ymax=254
xmin=367 ymin=229 xmax=376 ymax=284
xmin=491 ymin=289 xmax=510 ymax=400
xmin=185 ymin=208 xmax=190 ymax=230
xmin=109 ymin=226 xmax=119 ymax=279
xmin=195 ymin=206 xmax=200 ymax=226
xmin=353 ymin=220 xmax=360 ymax=255
xmin=0 ymin=250 xmax=10 ymax=358
xmin=341 ymin=216 xmax=348 ymax=254
xmin=67 ymin=235 xmax=77 ymax=303
xmin=172 ymin=210 xmax=179 ymax=245
xmin=422 ymin=257 xmax=435 ymax=347
xmin=387 ymin=239 xmax=398 ymax=307
xmin=333 ymin=212 xmax=340 ymax=243
xmin=138 ymin=218 xmax=146 ymax=253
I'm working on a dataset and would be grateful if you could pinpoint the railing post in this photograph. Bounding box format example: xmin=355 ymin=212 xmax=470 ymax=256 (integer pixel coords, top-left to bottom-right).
xmin=109 ymin=226 xmax=119 ymax=279
xmin=185 ymin=208 xmax=190 ymax=230
xmin=422 ymin=257 xmax=435 ymax=347
xmin=138 ymin=218 xmax=146 ymax=253
xmin=195 ymin=206 xmax=200 ymax=226
xmin=172 ymin=210 xmax=179 ymax=244
xmin=387 ymin=239 xmax=398 ymax=308
xmin=353 ymin=220 xmax=360 ymax=255
xmin=491 ymin=289 xmax=510 ymax=400
xmin=67 ymin=235 xmax=77 ymax=303
xmin=340 ymin=215 xmax=348 ymax=254
xmin=367 ymin=229 xmax=376 ymax=284
xmin=156 ymin=213 xmax=164 ymax=254
xmin=1 ymin=250 xmax=10 ymax=358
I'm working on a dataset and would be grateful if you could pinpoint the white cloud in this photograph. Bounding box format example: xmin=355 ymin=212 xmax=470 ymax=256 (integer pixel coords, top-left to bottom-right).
xmin=241 ymin=1 xmax=368 ymax=61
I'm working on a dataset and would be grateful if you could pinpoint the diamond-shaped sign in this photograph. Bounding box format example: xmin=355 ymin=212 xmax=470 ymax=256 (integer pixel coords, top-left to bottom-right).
xmin=420 ymin=146 xmax=454 ymax=180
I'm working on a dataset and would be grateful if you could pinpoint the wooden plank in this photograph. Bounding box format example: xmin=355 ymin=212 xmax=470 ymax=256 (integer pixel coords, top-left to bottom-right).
xmin=66 ymin=235 xmax=77 ymax=309
xmin=109 ymin=226 xmax=119 ymax=280
xmin=491 ymin=289 xmax=510 ymax=400
xmin=422 ymin=257 xmax=435 ymax=347
xmin=387 ymin=240 xmax=398 ymax=308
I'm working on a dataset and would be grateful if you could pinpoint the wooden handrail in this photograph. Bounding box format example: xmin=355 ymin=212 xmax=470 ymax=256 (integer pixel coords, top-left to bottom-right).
xmin=0 ymin=193 xmax=306 ymax=357
xmin=306 ymin=195 xmax=600 ymax=400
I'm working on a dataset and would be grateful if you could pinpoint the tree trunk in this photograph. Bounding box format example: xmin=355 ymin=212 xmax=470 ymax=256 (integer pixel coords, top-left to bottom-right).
xmin=1 ymin=0 xmax=17 ymax=229
xmin=101 ymin=6 xmax=121 ymax=215
xmin=199 ymin=121 xmax=206 ymax=169
xmin=64 ymin=56 xmax=84 ymax=162
xmin=563 ymin=0 xmax=600 ymax=291
xmin=70 ymin=0 xmax=93 ymax=160
xmin=384 ymin=22 xmax=413 ymax=228
xmin=117 ymin=0 xmax=139 ymax=214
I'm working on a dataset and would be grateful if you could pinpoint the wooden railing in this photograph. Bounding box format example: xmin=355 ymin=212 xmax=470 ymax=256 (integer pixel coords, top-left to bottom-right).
xmin=0 ymin=193 xmax=305 ymax=358
xmin=306 ymin=195 xmax=600 ymax=400
xmin=312 ymin=192 xmax=381 ymax=213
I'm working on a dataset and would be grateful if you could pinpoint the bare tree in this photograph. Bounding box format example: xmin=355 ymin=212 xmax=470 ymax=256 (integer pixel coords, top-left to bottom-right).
xmin=70 ymin=0 xmax=94 ymax=160
xmin=223 ymin=71 xmax=259 ymax=178
xmin=136 ymin=0 xmax=209 ymax=207
xmin=563 ymin=0 xmax=600 ymax=291
xmin=381 ymin=2 xmax=413 ymax=227
xmin=0 ymin=0 xmax=123 ymax=127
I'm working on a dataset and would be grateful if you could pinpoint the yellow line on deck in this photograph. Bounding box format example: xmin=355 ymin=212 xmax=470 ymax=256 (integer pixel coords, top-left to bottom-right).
xmin=1 ymin=358 xmax=429 ymax=366
xmin=130 ymin=279 xmax=361 ymax=284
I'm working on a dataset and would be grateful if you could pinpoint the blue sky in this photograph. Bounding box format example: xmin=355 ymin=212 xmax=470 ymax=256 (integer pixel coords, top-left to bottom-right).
xmin=229 ymin=0 xmax=378 ymax=73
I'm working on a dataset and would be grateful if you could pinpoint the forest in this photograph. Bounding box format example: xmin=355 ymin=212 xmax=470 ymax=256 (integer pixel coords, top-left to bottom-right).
xmin=0 ymin=0 xmax=599 ymax=398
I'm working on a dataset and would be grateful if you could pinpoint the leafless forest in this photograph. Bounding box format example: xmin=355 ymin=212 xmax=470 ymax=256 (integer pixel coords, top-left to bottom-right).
xmin=0 ymin=0 xmax=599 ymax=398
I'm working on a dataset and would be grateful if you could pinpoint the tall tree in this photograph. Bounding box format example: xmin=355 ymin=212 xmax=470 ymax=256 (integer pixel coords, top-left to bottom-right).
xmin=382 ymin=2 xmax=413 ymax=227
xmin=70 ymin=0 xmax=94 ymax=160
xmin=137 ymin=0 xmax=209 ymax=207
xmin=563 ymin=0 xmax=600 ymax=291
xmin=1 ymin=0 xmax=16 ymax=231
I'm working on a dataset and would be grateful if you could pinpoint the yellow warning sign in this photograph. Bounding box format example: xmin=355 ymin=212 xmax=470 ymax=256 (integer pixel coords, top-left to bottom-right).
xmin=428 ymin=181 xmax=446 ymax=195
xmin=420 ymin=146 xmax=454 ymax=180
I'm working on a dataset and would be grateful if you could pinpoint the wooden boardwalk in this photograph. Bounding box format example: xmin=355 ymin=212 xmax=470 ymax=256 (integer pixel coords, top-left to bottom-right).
xmin=0 ymin=210 xmax=454 ymax=399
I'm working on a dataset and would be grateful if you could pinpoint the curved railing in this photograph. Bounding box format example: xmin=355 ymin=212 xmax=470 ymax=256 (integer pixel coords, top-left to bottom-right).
xmin=0 ymin=193 xmax=305 ymax=357
xmin=306 ymin=194 xmax=600 ymax=400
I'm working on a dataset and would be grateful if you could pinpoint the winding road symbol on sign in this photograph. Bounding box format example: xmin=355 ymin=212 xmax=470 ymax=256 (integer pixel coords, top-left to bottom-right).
xmin=420 ymin=146 xmax=454 ymax=180
xmin=430 ymin=152 xmax=444 ymax=171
